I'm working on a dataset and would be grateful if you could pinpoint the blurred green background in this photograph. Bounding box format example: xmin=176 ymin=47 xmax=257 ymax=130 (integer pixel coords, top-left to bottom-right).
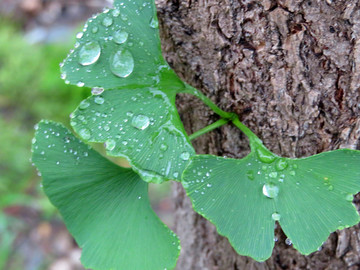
xmin=0 ymin=2 xmax=173 ymax=269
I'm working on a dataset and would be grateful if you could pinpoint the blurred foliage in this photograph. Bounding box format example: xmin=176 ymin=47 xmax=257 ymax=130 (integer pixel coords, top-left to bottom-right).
xmin=0 ymin=20 xmax=90 ymax=206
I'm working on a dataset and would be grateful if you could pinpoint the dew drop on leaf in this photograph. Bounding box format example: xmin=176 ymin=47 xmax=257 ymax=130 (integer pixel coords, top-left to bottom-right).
xmin=91 ymin=87 xmax=104 ymax=95
xmin=131 ymin=115 xmax=150 ymax=130
xmin=345 ymin=193 xmax=353 ymax=201
xmin=149 ymin=16 xmax=159 ymax=29
xmin=79 ymin=128 xmax=91 ymax=140
xmin=77 ymin=81 xmax=85 ymax=87
xmin=269 ymin=172 xmax=278 ymax=179
xmin=102 ymin=17 xmax=113 ymax=27
xmin=79 ymin=100 xmax=90 ymax=109
xmin=78 ymin=41 xmax=101 ymax=66
xmin=262 ymin=183 xmax=279 ymax=199
xmin=91 ymin=26 xmax=99 ymax=34
xmin=160 ymin=143 xmax=168 ymax=152
xmin=275 ymin=158 xmax=288 ymax=171
xmin=112 ymin=9 xmax=120 ymax=17
xmin=256 ymin=147 xmax=276 ymax=164
xmin=113 ymin=30 xmax=129 ymax=44
xmin=246 ymin=170 xmax=255 ymax=180
xmin=180 ymin=152 xmax=190 ymax=161
xmin=271 ymin=212 xmax=281 ymax=221
xmin=105 ymin=139 xmax=116 ymax=151
xmin=110 ymin=49 xmax=134 ymax=78
xmin=94 ymin=96 xmax=105 ymax=105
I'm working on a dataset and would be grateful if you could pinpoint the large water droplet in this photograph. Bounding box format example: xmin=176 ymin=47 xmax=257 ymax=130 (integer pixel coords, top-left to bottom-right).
xmin=180 ymin=152 xmax=190 ymax=161
xmin=272 ymin=212 xmax=281 ymax=221
xmin=149 ymin=16 xmax=159 ymax=29
xmin=113 ymin=30 xmax=128 ymax=44
xmin=256 ymin=147 xmax=276 ymax=163
xmin=79 ymin=128 xmax=91 ymax=140
xmin=102 ymin=17 xmax=113 ymax=27
xmin=131 ymin=115 xmax=150 ymax=130
xmin=105 ymin=139 xmax=116 ymax=151
xmin=275 ymin=159 xmax=288 ymax=171
xmin=110 ymin=49 xmax=134 ymax=78
xmin=79 ymin=100 xmax=90 ymax=109
xmin=262 ymin=183 xmax=279 ymax=199
xmin=78 ymin=41 xmax=101 ymax=66
xmin=91 ymin=87 xmax=104 ymax=95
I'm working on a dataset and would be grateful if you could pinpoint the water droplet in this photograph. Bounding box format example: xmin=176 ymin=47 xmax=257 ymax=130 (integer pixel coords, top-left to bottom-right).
xmin=285 ymin=238 xmax=292 ymax=245
xmin=79 ymin=100 xmax=90 ymax=109
xmin=91 ymin=87 xmax=104 ymax=95
xmin=102 ymin=17 xmax=113 ymax=27
xmin=79 ymin=128 xmax=91 ymax=140
xmin=180 ymin=152 xmax=190 ymax=161
xmin=76 ymin=32 xmax=83 ymax=39
xmin=173 ymin=172 xmax=179 ymax=178
xmin=246 ymin=170 xmax=255 ymax=180
xmin=104 ymin=125 xmax=110 ymax=131
xmin=110 ymin=49 xmax=134 ymax=78
xmin=275 ymin=159 xmax=288 ymax=171
xmin=149 ymin=16 xmax=159 ymax=28
xmin=112 ymin=9 xmax=120 ymax=17
xmin=272 ymin=212 xmax=281 ymax=221
xmin=77 ymin=81 xmax=85 ymax=87
xmin=140 ymin=170 xmax=164 ymax=184
xmin=269 ymin=172 xmax=278 ymax=179
xmin=328 ymin=185 xmax=334 ymax=191
xmin=256 ymin=147 xmax=276 ymax=163
xmin=78 ymin=41 xmax=101 ymax=66
xmin=160 ymin=144 xmax=168 ymax=151
xmin=91 ymin=26 xmax=99 ymax=33
xmin=131 ymin=115 xmax=150 ymax=130
xmin=94 ymin=96 xmax=105 ymax=105
xmin=113 ymin=30 xmax=128 ymax=44
xmin=346 ymin=193 xmax=353 ymax=201
xmin=289 ymin=170 xmax=296 ymax=176
xmin=105 ymin=139 xmax=116 ymax=151
xmin=262 ymin=183 xmax=279 ymax=199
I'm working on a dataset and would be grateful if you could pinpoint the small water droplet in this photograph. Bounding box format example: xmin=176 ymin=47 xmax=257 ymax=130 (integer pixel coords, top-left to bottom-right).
xmin=94 ymin=96 xmax=105 ymax=105
xmin=328 ymin=185 xmax=334 ymax=191
xmin=346 ymin=193 xmax=353 ymax=201
xmin=275 ymin=159 xmax=288 ymax=171
xmin=180 ymin=152 xmax=190 ymax=161
xmin=160 ymin=143 xmax=168 ymax=151
xmin=269 ymin=172 xmax=278 ymax=179
xmin=285 ymin=238 xmax=292 ymax=245
xmin=110 ymin=49 xmax=134 ymax=78
xmin=105 ymin=139 xmax=116 ymax=151
xmin=76 ymin=32 xmax=83 ymax=39
xmin=91 ymin=26 xmax=99 ymax=33
xmin=262 ymin=183 xmax=279 ymax=199
xmin=289 ymin=170 xmax=296 ymax=176
xmin=91 ymin=87 xmax=104 ymax=95
xmin=112 ymin=9 xmax=120 ymax=17
xmin=79 ymin=128 xmax=91 ymax=140
xmin=149 ymin=16 xmax=159 ymax=28
xmin=102 ymin=17 xmax=113 ymax=27
xmin=113 ymin=30 xmax=128 ymax=44
xmin=131 ymin=115 xmax=150 ymax=130
xmin=77 ymin=81 xmax=85 ymax=87
xmin=246 ymin=170 xmax=255 ymax=180
xmin=272 ymin=212 xmax=281 ymax=221
xmin=173 ymin=172 xmax=179 ymax=178
xmin=256 ymin=147 xmax=276 ymax=163
xmin=79 ymin=100 xmax=90 ymax=109
xmin=78 ymin=41 xmax=101 ymax=66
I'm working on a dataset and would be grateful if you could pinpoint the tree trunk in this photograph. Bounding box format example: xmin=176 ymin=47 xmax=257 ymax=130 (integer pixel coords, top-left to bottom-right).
xmin=156 ymin=0 xmax=360 ymax=269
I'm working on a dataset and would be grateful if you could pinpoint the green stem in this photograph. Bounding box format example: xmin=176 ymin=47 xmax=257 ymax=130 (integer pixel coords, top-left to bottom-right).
xmin=189 ymin=118 xmax=229 ymax=141
xmin=183 ymin=83 xmax=234 ymax=119
xmin=231 ymin=117 xmax=263 ymax=150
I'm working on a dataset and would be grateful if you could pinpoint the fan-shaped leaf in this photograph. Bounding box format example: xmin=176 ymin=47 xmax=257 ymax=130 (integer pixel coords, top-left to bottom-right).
xmin=71 ymin=88 xmax=195 ymax=183
xmin=32 ymin=121 xmax=180 ymax=270
xmin=182 ymin=147 xmax=360 ymax=261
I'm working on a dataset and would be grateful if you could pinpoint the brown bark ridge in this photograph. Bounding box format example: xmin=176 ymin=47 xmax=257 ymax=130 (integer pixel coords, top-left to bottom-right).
xmin=156 ymin=0 xmax=360 ymax=269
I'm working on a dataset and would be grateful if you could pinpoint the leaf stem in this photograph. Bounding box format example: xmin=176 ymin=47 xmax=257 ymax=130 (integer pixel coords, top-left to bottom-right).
xmin=231 ymin=117 xmax=263 ymax=150
xmin=183 ymin=84 xmax=234 ymax=119
xmin=189 ymin=118 xmax=230 ymax=141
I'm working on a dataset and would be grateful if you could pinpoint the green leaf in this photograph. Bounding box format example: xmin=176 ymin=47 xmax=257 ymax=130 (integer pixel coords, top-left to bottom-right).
xmin=32 ymin=121 xmax=180 ymax=270
xmin=71 ymin=88 xmax=195 ymax=183
xmin=61 ymin=0 xmax=180 ymax=89
xmin=182 ymin=148 xmax=360 ymax=261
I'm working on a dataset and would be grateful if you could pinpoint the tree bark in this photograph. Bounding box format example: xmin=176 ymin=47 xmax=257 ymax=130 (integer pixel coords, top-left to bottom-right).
xmin=156 ymin=0 xmax=360 ymax=269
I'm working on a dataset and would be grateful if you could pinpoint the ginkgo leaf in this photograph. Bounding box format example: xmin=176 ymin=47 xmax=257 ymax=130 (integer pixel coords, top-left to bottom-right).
xmin=70 ymin=88 xmax=195 ymax=183
xmin=60 ymin=0 xmax=183 ymax=90
xmin=32 ymin=120 xmax=180 ymax=270
xmin=182 ymin=147 xmax=360 ymax=261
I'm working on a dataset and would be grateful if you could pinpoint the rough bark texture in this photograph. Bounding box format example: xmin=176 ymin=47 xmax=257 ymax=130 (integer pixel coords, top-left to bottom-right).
xmin=156 ymin=0 xmax=360 ymax=269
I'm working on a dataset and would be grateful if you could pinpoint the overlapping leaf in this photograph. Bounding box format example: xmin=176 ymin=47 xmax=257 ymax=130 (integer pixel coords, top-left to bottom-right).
xmin=61 ymin=0 xmax=183 ymax=89
xmin=182 ymin=147 xmax=360 ymax=261
xmin=32 ymin=121 xmax=180 ymax=270
xmin=70 ymin=88 xmax=195 ymax=183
